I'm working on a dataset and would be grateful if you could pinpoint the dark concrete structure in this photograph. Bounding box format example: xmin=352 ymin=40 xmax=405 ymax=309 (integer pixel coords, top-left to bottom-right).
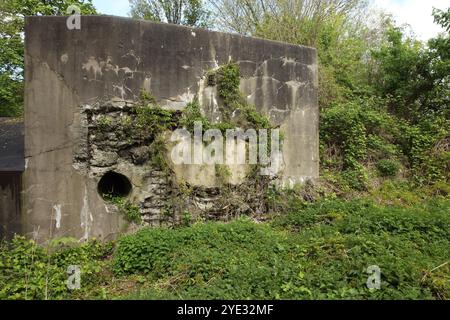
xmin=24 ymin=16 xmax=319 ymax=242
xmin=0 ymin=118 xmax=24 ymax=239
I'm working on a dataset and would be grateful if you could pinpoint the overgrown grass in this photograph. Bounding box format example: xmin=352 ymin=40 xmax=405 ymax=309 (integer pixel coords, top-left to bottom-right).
xmin=114 ymin=198 xmax=449 ymax=300
xmin=1 ymin=197 xmax=448 ymax=300
xmin=0 ymin=238 xmax=114 ymax=300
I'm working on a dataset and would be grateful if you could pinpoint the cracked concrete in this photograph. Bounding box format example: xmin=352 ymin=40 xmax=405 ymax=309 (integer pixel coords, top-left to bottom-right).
xmin=23 ymin=16 xmax=318 ymax=242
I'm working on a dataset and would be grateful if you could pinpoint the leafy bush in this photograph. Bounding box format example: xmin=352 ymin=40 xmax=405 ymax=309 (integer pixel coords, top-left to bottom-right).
xmin=179 ymin=99 xmax=211 ymax=131
xmin=320 ymin=96 xmax=448 ymax=189
xmin=135 ymin=91 xmax=178 ymax=140
xmin=0 ymin=236 xmax=65 ymax=300
xmin=320 ymin=100 xmax=402 ymax=190
xmin=342 ymin=164 xmax=369 ymax=191
xmin=215 ymin=63 xmax=241 ymax=109
xmin=114 ymin=198 xmax=449 ymax=300
xmin=2 ymin=197 xmax=448 ymax=300
xmin=271 ymin=198 xmax=450 ymax=300
xmin=114 ymin=219 xmax=308 ymax=299
xmin=376 ymin=159 xmax=401 ymax=177
xmin=0 ymin=237 xmax=113 ymax=300
xmin=273 ymin=199 xmax=449 ymax=240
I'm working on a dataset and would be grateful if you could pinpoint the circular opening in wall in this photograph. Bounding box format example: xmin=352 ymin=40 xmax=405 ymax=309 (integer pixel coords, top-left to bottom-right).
xmin=98 ymin=171 xmax=132 ymax=199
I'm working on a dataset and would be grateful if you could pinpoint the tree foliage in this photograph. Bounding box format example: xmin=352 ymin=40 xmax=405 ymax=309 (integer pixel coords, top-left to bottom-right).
xmin=0 ymin=0 xmax=96 ymax=117
xmin=210 ymin=0 xmax=366 ymax=35
xmin=210 ymin=0 xmax=389 ymax=106
xmin=0 ymin=0 xmax=448 ymax=189
xmin=371 ymin=24 xmax=450 ymax=120
xmin=210 ymin=0 xmax=449 ymax=188
xmin=129 ymin=0 xmax=211 ymax=27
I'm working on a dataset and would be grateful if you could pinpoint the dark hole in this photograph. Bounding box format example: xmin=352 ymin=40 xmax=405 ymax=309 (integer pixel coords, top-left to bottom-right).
xmin=208 ymin=74 xmax=216 ymax=86
xmin=98 ymin=171 xmax=132 ymax=199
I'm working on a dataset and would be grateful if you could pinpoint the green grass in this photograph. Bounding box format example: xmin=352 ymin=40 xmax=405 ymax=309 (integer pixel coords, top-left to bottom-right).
xmin=1 ymin=198 xmax=448 ymax=300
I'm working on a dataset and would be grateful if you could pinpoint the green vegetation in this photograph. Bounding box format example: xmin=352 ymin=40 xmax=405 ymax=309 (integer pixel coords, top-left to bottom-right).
xmin=149 ymin=135 xmax=171 ymax=172
xmin=129 ymin=0 xmax=211 ymax=27
xmin=1 ymin=197 xmax=448 ymax=300
xmin=135 ymin=90 xmax=178 ymax=141
xmin=181 ymin=63 xmax=273 ymax=134
xmin=1 ymin=0 xmax=449 ymax=301
xmin=96 ymin=115 xmax=113 ymax=132
xmin=215 ymin=63 xmax=241 ymax=110
xmin=179 ymin=99 xmax=212 ymax=132
xmin=212 ymin=63 xmax=273 ymax=130
xmin=0 ymin=0 xmax=96 ymax=117
xmin=376 ymin=159 xmax=401 ymax=178
xmin=0 ymin=237 xmax=113 ymax=300
xmin=105 ymin=195 xmax=142 ymax=225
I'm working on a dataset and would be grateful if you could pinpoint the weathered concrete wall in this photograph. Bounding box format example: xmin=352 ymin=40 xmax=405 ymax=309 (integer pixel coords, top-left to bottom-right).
xmin=24 ymin=16 xmax=318 ymax=242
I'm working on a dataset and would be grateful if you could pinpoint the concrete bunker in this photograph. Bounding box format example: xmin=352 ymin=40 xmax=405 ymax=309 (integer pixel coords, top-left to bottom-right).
xmin=23 ymin=16 xmax=319 ymax=242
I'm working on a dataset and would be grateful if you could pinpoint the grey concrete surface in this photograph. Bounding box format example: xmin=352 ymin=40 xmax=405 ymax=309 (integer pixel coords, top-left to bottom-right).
xmin=24 ymin=16 xmax=318 ymax=242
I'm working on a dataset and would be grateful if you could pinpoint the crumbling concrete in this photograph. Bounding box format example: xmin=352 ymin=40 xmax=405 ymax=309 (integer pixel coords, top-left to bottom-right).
xmin=24 ymin=16 xmax=319 ymax=242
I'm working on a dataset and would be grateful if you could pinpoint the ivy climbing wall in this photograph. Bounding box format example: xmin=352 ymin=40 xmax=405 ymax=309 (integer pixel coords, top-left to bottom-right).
xmin=23 ymin=16 xmax=318 ymax=242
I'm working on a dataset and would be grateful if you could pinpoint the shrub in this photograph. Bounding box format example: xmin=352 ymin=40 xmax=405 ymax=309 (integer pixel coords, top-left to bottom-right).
xmin=2 ymin=198 xmax=448 ymax=300
xmin=215 ymin=63 xmax=241 ymax=109
xmin=271 ymin=198 xmax=450 ymax=299
xmin=342 ymin=164 xmax=369 ymax=191
xmin=376 ymin=159 xmax=401 ymax=177
xmin=113 ymin=199 xmax=450 ymax=300
xmin=0 ymin=236 xmax=64 ymax=300
xmin=0 ymin=237 xmax=113 ymax=300
xmin=320 ymin=100 xmax=393 ymax=190
xmin=179 ymin=99 xmax=211 ymax=131
xmin=397 ymin=117 xmax=449 ymax=185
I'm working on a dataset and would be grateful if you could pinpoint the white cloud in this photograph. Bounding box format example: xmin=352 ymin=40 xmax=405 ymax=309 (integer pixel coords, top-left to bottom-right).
xmin=372 ymin=0 xmax=448 ymax=41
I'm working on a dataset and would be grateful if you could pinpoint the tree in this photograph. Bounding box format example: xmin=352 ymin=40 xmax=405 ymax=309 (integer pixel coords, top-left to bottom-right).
xmin=129 ymin=0 xmax=211 ymax=27
xmin=209 ymin=0 xmax=380 ymax=107
xmin=371 ymin=7 xmax=450 ymax=120
xmin=433 ymin=7 xmax=450 ymax=32
xmin=209 ymin=0 xmax=367 ymax=37
xmin=0 ymin=0 xmax=97 ymax=117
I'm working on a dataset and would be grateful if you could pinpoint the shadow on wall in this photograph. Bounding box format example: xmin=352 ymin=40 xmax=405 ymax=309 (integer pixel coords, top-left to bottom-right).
xmin=0 ymin=118 xmax=25 ymax=239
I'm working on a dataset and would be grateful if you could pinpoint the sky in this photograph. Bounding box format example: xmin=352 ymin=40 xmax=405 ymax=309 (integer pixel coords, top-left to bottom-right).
xmin=92 ymin=0 xmax=449 ymax=41
xmin=372 ymin=0 xmax=448 ymax=41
